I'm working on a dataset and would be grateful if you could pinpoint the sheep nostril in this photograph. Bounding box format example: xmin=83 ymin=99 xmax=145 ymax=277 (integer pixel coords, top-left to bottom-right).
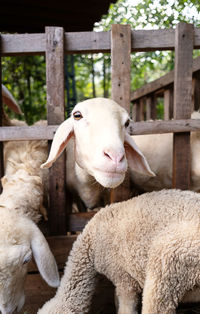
xmin=104 ymin=151 xmax=125 ymax=164
xmin=104 ymin=152 xmax=112 ymax=160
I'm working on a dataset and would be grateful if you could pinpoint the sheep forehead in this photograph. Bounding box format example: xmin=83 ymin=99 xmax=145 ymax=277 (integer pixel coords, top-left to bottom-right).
xmin=0 ymin=244 xmax=30 ymax=272
xmin=0 ymin=211 xmax=30 ymax=245
xmin=72 ymin=98 xmax=129 ymax=124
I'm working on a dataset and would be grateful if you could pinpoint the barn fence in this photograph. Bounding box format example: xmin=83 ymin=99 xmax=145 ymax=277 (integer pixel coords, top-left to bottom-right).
xmin=1 ymin=22 xmax=200 ymax=312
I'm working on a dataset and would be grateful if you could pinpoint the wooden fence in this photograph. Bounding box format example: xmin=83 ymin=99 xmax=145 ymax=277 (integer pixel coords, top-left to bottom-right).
xmin=1 ymin=22 xmax=200 ymax=312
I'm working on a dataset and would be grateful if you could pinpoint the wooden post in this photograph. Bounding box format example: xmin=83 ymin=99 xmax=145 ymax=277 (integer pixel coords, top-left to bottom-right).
xmin=111 ymin=24 xmax=131 ymax=203
xmin=45 ymin=27 xmax=68 ymax=235
xmin=132 ymin=103 xmax=136 ymax=121
xmin=0 ymin=37 xmax=3 ymax=192
xmin=111 ymin=24 xmax=131 ymax=113
xmin=193 ymin=72 xmax=200 ymax=111
xmin=164 ymin=88 xmax=173 ymax=120
xmin=139 ymin=97 xmax=145 ymax=121
xmin=146 ymin=97 xmax=151 ymax=120
xmin=173 ymin=23 xmax=194 ymax=189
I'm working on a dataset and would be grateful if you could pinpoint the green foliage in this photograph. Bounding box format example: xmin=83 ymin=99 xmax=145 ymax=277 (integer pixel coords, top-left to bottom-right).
xmin=2 ymin=56 xmax=46 ymax=125
xmin=2 ymin=0 xmax=200 ymax=123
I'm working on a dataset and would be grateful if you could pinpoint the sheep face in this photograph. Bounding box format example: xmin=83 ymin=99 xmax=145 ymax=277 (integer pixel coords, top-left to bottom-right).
xmin=0 ymin=245 xmax=30 ymax=314
xmin=41 ymin=98 xmax=154 ymax=188
xmin=0 ymin=210 xmax=60 ymax=313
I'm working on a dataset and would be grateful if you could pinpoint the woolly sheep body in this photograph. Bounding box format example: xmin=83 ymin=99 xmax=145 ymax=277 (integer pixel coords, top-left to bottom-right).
xmin=39 ymin=189 xmax=200 ymax=314
xmin=131 ymin=112 xmax=200 ymax=193
xmin=0 ymin=138 xmax=59 ymax=314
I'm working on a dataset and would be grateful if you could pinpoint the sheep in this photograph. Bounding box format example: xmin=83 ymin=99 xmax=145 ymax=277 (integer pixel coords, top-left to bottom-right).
xmin=41 ymin=97 xmax=155 ymax=209
xmin=0 ymin=138 xmax=59 ymax=314
xmin=131 ymin=111 xmax=200 ymax=192
xmin=38 ymin=189 xmax=200 ymax=314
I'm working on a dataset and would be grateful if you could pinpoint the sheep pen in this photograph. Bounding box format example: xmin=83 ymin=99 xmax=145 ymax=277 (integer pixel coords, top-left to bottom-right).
xmin=1 ymin=23 xmax=200 ymax=312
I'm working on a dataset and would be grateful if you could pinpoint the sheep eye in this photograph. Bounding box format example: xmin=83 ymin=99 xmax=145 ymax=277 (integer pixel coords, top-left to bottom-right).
xmin=124 ymin=119 xmax=130 ymax=128
xmin=23 ymin=254 xmax=32 ymax=265
xmin=73 ymin=111 xmax=83 ymax=120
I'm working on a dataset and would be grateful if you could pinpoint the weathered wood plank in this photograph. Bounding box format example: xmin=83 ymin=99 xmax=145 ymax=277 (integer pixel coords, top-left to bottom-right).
xmin=131 ymin=56 xmax=200 ymax=102
xmin=0 ymin=52 xmax=3 ymax=192
xmin=0 ymin=118 xmax=200 ymax=142
xmin=111 ymin=24 xmax=131 ymax=112
xmin=0 ymin=125 xmax=57 ymax=141
xmin=68 ymin=212 xmax=96 ymax=232
xmin=46 ymin=27 xmax=68 ymax=235
xmin=193 ymin=73 xmax=200 ymax=111
xmin=173 ymin=23 xmax=193 ymax=190
xmin=128 ymin=119 xmax=200 ymax=135
xmin=1 ymin=27 xmax=200 ymax=56
xmin=0 ymin=119 xmax=200 ymax=141
xmin=164 ymin=88 xmax=173 ymax=120
xmin=111 ymin=24 xmax=131 ymax=203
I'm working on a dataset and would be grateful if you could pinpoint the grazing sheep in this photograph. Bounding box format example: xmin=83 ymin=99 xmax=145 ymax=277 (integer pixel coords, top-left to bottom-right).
xmin=38 ymin=189 xmax=200 ymax=314
xmin=41 ymin=97 xmax=154 ymax=209
xmin=131 ymin=111 xmax=200 ymax=192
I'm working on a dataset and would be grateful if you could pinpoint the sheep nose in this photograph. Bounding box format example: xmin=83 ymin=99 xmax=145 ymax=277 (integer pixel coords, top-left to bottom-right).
xmin=104 ymin=150 xmax=125 ymax=165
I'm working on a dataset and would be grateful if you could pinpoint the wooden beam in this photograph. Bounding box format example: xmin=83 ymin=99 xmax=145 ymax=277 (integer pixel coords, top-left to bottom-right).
xmin=0 ymin=44 xmax=3 ymax=192
xmin=0 ymin=125 xmax=57 ymax=141
xmin=46 ymin=27 xmax=68 ymax=235
xmin=131 ymin=56 xmax=200 ymax=102
xmin=111 ymin=24 xmax=131 ymax=203
xmin=128 ymin=119 xmax=200 ymax=135
xmin=1 ymin=27 xmax=200 ymax=56
xmin=111 ymin=24 xmax=131 ymax=113
xmin=173 ymin=23 xmax=194 ymax=190
xmin=193 ymin=73 xmax=200 ymax=111
xmin=164 ymin=88 xmax=173 ymax=120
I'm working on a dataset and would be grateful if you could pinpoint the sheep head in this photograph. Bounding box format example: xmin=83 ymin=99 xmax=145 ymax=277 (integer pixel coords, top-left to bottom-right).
xmin=41 ymin=98 xmax=154 ymax=188
xmin=0 ymin=210 xmax=59 ymax=314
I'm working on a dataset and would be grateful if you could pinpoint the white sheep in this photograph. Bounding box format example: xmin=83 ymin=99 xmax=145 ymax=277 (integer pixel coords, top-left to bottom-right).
xmin=131 ymin=111 xmax=200 ymax=192
xmin=0 ymin=138 xmax=59 ymax=314
xmin=41 ymin=97 xmax=154 ymax=209
xmin=38 ymin=189 xmax=200 ymax=314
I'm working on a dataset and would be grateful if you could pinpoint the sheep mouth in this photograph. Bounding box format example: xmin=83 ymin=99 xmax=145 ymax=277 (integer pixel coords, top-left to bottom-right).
xmin=93 ymin=169 xmax=125 ymax=188
xmin=94 ymin=169 xmax=125 ymax=178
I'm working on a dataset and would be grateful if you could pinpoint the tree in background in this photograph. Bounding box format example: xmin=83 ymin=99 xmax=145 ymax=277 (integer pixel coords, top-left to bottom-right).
xmin=2 ymin=0 xmax=200 ymax=123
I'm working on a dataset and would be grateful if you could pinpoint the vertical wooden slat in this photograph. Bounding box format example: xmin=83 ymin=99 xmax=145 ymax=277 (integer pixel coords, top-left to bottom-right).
xmin=139 ymin=98 xmax=145 ymax=121
xmin=173 ymin=23 xmax=194 ymax=189
xmin=146 ymin=96 xmax=151 ymax=120
xmin=111 ymin=24 xmax=131 ymax=203
xmin=193 ymin=73 xmax=200 ymax=111
xmin=0 ymin=36 xmax=4 ymax=192
xmin=135 ymin=102 xmax=141 ymax=121
xmin=45 ymin=27 xmax=68 ymax=235
xmin=164 ymin=88 xmax=173 ymax=120
xmin=111 ymin=24 xmax=131 ymax=113
xmin=132 ymin=103 xmax=136 ymax=121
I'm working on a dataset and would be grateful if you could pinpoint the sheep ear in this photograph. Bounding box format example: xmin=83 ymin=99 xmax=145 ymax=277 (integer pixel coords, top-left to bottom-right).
xmin=124 ymin=133 xmax=155 ymax=176
xmin=41 ymin=118 xmax=74 ymax=169
xmin=2 ymin=84 xmax=23 ymax=115
xmin=30 ymin=223 xmax=60 ymax=288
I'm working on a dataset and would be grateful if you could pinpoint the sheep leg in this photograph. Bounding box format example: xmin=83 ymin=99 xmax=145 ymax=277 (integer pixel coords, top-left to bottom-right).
xmin=114 ymin=273 xmax=140 ymax=314
xmin=115 ymin=289 xmax=139 ymax=314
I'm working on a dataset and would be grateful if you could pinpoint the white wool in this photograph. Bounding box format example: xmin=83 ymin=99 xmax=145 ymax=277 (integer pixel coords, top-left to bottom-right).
xmin=38 ymin=189 xmax=200 ymax=314
xmin=132 ymin=112 xmax=200 ymax=192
